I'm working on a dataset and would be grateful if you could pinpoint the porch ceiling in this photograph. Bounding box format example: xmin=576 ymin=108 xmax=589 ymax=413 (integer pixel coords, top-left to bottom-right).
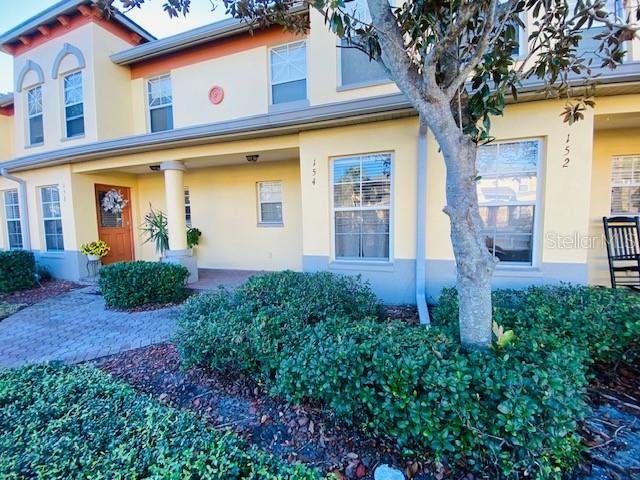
xmin=112 ymin=147 xmax=300 ymax=174
xmin=595 ymin=112 xmax=640 ymax=130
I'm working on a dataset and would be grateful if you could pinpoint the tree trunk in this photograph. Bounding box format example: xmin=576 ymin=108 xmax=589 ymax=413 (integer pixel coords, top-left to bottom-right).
xmin=440 ymin=131 xmax=496 ymax=348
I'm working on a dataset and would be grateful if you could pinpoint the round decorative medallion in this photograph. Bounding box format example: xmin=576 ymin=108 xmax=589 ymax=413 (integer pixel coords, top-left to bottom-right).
xmin=208 ymin=86 xmax=224 ymax=105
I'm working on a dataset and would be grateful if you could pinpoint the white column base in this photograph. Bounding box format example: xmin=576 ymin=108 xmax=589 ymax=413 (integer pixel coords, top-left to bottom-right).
xmin=162 ymin=249 xmax=199 ymax=283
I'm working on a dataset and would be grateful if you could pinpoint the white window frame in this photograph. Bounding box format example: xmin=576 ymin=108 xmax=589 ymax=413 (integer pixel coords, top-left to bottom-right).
xmin=26 ymin=84 xmax=43 ymax=146
xmin=147 ymin=73 xmax=174 ymax=133
xmin=4 ymin=189 xmax=22 ymax=250
xmin=184 ymin=187 xmax=192 ymax=227
xmin=269 ymin=40 xmax=308 ymax=106
xmin=330 ymin=152 xmax=394 ymax=263
xmin=610 ymin=155 xmax=640 ymax=215
xmin=513 ymin=16 xmax=527 ymax=58
xmin=40 ymin=185 xmax=64 ymax=252
xmin=63 ymin=70 xmax=84 ymax=139
xmin=257 ymin=181 xmax=284 ymax=225
xmin=477 ymin=138 xmax=543 ymax=268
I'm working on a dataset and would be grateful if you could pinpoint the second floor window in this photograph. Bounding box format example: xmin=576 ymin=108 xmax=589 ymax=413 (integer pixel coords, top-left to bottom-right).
xmin=340 ymin=39 xmax=388 ymax=87
xmin=27 ymin=85 xmax=44 ymax=146
xmin=64 ymin=71 xmax=84 ymax=138
xmin=148 ymin=74 xmax=174 ymax=132
xmin=4 ymin=189 xmax=23 ymax=250
xmin=270 ymin=41 xmax=307 ymax=105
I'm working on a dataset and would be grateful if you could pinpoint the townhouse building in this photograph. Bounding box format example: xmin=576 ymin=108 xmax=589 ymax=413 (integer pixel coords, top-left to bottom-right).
xmin=0 ymin=0 xmax=639 ymax=304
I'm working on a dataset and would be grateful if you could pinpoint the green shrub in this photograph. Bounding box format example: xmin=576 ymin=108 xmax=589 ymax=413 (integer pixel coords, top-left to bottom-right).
xmin=0 ymin=250 xmax=36 ymax=293
xmin=238 ymin=270 xmax=383 ymax=322
xmin=433 ymin=285 xmax=640 ymax=364
xmin=177 ymin=288 xmax=256 ymax=372
xmin=274 ymin=319 xmax=589 ymax=478
xmin=177 ymin=276 xmax=620 ymax=478
xmin=0 ymin=364 xmax=319 ymax=479
xmin=98 ymin=261 xmax=189 ymax=309
xmin=177 ymin=271 xmax=380 ymax=376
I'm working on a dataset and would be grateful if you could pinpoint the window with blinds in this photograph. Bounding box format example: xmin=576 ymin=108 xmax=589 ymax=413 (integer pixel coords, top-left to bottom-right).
xmin=332 ymin=153 xmax=391 ymax=260
xmin=184 ymin=187 xmax=192 ymax=227
xmin=4 ymin=189 xmax=22 ymax=250
xmin=257 ymin=181 xmax=283 ymax=224
xmin=611 ymin=155 xmax=640 ymax=215
xmin=270 ymin=41 xmax=307 ymax=105
xmin=477 ymin=140 xmax=540 ymax=265
xmin=148 ymin=74 xmax=174 ymax=133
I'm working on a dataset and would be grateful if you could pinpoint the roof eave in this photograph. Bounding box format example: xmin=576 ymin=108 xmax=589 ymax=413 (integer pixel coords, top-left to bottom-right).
xmin=0 ymin=0 xmax=155 ymax=49
xmin=111 ymin=5 xmax=308 ymax=65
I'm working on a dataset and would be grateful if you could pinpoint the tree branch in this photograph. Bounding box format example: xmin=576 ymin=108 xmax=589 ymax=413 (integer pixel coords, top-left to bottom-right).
xmin=444 ymin=0 xmax=500 ymax=97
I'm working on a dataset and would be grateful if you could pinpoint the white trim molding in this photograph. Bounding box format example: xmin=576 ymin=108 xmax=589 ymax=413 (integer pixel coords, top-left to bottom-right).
xmin=51 ymin=43 xmax=86 ymax=79
xmin=15 ymin=60 xmax=44 ymax=92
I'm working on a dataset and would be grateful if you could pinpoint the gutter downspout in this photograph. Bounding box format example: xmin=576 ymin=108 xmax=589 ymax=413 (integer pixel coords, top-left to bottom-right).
xmin=416 ymin=122 xmax=431 ymax=325
xmin=1 ymin=168 xmax=31 ymax=250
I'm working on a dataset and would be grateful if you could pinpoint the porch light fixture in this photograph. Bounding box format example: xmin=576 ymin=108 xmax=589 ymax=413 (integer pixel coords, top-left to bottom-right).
xmin=246 ymin=154 xmax=259 ymax=163
xmin=149 ymin=165 xmax=160 ymax=171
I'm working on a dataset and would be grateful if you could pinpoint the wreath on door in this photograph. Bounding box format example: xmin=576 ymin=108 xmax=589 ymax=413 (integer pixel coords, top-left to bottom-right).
xmin=101 ymin=189 xmax=129 ymax=214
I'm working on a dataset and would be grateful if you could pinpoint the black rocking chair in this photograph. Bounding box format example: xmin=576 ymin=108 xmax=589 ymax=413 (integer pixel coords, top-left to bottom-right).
xmin=602 ymin=216 xmax=640 ymax=291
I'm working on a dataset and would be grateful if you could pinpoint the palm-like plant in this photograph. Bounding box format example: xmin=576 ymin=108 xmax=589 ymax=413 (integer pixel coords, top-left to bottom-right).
xmin=141 ymin=204 xmax=169 ymax=256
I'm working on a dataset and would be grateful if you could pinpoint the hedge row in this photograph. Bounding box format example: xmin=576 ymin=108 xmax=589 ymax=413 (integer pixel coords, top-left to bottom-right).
xmin=98 ymin=261 xmax=189 ymax=309
xmin=0 ymin=364 xmax=320 ymax=479
xmin=433 ymin=285 xmax=640 ymax=364
xmin=0 ymin=250 xmax=36 ymax=293
xmin=174 ymin=272 xmax=640 ymax=478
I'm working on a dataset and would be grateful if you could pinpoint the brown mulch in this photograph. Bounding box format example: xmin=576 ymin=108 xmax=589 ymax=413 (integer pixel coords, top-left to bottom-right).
xmin=1 ymin=279 xmax=83 ymax=306
xmin=579 ymin=359 xmax=640 ymax=480
xmin=95 ymin=343 xmax=435 ymax=480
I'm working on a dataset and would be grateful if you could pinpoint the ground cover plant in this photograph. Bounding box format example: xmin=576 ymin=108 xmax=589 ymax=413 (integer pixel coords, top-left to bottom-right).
xmin=99 ymin=260 xmax=189 ymax=309
xmin=175 ymin=272 xmax=640 ymax=478
xmin=0 ymin=301 xmax=24 ymax=320
xmin=0 ymin=363 xmax=320 ymax=479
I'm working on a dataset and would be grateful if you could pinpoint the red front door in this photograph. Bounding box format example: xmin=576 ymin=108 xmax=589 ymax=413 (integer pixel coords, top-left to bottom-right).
xmin=95 ymin=184 xmax=134 ymax=264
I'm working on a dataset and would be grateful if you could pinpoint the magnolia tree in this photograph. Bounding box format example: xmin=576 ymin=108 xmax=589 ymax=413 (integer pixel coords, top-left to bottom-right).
xmin=106 ymin=0 xmax=639 ymax=348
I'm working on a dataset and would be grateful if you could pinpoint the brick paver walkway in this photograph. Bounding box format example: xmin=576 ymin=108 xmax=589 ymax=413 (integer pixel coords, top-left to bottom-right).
xmin=0 ymin=286 xmax=179 ymax=369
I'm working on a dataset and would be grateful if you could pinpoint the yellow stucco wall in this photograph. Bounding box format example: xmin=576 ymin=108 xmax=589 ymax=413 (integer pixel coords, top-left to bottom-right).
xmin=13 ymin=23 xmax=99 ymax=157
xmin=588 ymin=127 xmax=640 ymax=286
xmin=307 ymin=10 xmax=399 ymax=105
xmin=299 ymin=117 xmax=417 ymax=261
xmin=298 ymin=99 xmax=595 ymax=270
xmin=11 ymin=22 xmax=141 ymax=158
xmin=0 ymin=164 xmax=76 ymax=251
xmin=92 ymin=26 xmax=136 ymax=141
xmin=0 ymin=114 xmax=14 ymax=161
xmin=135 ymin=160 xmax=303 ymax=270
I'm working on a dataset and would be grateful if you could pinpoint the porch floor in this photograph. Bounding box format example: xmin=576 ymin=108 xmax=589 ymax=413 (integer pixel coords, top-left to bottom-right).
xmin=189 ymin=268 xmax=265 ymax=291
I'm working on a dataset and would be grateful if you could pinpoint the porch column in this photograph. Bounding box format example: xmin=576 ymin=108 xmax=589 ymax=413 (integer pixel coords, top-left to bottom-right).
xmin=160 ymin=160 xmax=198 ymax=282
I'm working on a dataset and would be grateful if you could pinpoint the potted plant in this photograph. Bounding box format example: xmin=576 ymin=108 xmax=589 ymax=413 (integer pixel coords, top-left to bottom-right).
xmin=80 ymin=240 xmax=110 ymax=262
xmin=141 ymin=204 xmax=169 ymax=257
xmin=187 ymin=227 xmax=202 ymax=250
